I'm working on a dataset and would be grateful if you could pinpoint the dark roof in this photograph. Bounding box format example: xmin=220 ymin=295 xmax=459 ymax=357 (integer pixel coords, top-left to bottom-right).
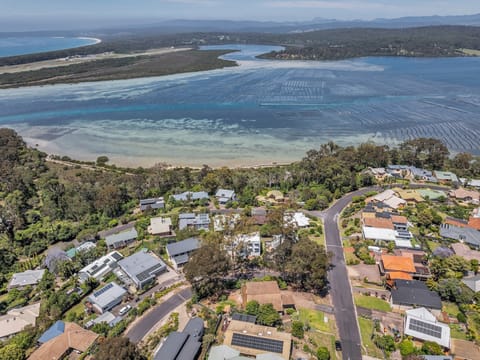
xmin=176 ymin=339 xmax=201 ymax=360
xmin=38 ymin=321 xmax=65 ymax=343
xmin=232 ymin=313 xmax=257 ymax=324
xmin=154 ymin=332 xmax=189 ymax=360
xmin=166 ymin=238 xmax=200 ymax=257
xmin=391 ymin=281 xmax=442 ymax=309
xmin=183 ymin=317 xmax=204 ymax=339
xmin=433 ymin=247 xmax=454 ymax=258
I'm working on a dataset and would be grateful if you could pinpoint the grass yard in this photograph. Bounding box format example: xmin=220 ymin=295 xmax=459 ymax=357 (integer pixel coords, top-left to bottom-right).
xmin=63 ymin=301 xmax=86 ymax=321
xmin=450 ymin=324 xmax=469 ymax=340
xmin=308 ymin=331 xmax=339 ymax=360
xmin=443 ymin=302 xmax=460 ymax=317
xmin=298 ymin=308 xmax=333 ymax=333
xmin=354 ymin=294 xmax=391 ymax=312
xmin=310 ymin=234 xmax=326 ymax=247
xmin=358 ymin=317 xmax=384 ymax=358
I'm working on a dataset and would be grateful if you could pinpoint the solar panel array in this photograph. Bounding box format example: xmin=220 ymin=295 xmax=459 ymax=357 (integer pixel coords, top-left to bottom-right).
xmin=136 ymin=263 xmax=164 ymax=282
xmin=232 ymin=313 xmax=257 ymax=324
xmin=93 ymin=283 xmax=114 ymax=298
xmin=409 ymin=318 xmax=442 ymax=339
xmin=231 ymin=333 xmax=284 ymax=354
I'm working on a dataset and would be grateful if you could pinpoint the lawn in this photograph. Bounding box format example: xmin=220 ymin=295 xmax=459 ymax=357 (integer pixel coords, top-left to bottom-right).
xmin=63 ymin=301 xmax=86 ymax=321
xmin=443 ymin=302 xmax=460 ymax=317
xmin=427 ymin=240 xmax=441 ymax=251
xmin=450 ymin=324 xmax=469 ymax=340
xmin=354 ymin=294 xmax=391 ymax=312
xmin=358 ymin=317 xmax=384 ymax=358
xmin=298 ymin=308 xmax=333 ymax=333
xmin=308 ymin=331 xmax=339 ymax=360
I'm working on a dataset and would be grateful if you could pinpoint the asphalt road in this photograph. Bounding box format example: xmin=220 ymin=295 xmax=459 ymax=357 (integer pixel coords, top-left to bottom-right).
xmin=322 ymin=186 xmax=380 ymax=360
xmin=126 ymin=287 xmax=192 ymax=344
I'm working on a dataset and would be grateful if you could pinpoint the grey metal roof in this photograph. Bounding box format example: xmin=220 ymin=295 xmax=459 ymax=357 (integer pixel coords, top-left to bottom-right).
xmin=440 ymin=224 xmax=480 ymax=247
xmin=9 ymin=269 xmax=45 ymax=288
xmin=87 ymin=282 xmax=127 ymax=309
xmin=118 ymin=251 xmax=166 ymax=286
xmin=392 ymin=281 xmax=442 ymax=309
xmin=176 ymin=338 xmax=201 ymax=360
xmin=216 ymin=189 xmax=235 ymax=199
xmin=154 ymin=332 xmax=189 ymax=360
xmin=105 ymin=227 xmax=138 ymax=246
xmin=172 ymin=191 xmax=209 ymax=202
xmin=166 ymin=238 xmax=200 ymax=257
xmin=140 ymin=197 xmax=164 ymax=205
xmin=462 ymin=275 xmax=480 ymax=292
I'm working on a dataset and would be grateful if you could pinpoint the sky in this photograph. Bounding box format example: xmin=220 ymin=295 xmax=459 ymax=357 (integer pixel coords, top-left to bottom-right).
xmin=2 ymin=0 xmax=480 ymax=31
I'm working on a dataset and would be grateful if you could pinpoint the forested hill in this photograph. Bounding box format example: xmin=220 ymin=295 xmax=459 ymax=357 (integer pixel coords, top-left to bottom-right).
xmin=1 ymin=128 xmax=480 ymax=289
xmin=3 ymin=26 xmax=480 ymax=67
xmin=257 ymin=26 xmax=480 ymax=60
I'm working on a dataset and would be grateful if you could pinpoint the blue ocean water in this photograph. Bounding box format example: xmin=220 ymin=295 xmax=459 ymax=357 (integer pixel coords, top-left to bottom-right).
xmin=0 ymin=37 xmax=99 ymax=57
xmin=0 ymin=44 xmax=480 ymax=167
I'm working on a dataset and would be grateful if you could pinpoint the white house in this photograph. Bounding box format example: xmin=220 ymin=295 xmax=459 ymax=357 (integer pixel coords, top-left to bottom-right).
xmin=215 ymin=189 xmax=236 ymax=204
xmin=404 ymin=307 xmax=450 ymax=349
xmin=78 ymin=251 xmax=123 ymax=283
xmin=230 ymin=232 xmax=261 ymax=258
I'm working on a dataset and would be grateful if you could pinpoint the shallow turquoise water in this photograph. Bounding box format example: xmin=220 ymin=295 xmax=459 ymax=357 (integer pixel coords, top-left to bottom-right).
xmin=0 ymin=44 xmax=480 ymax=167
xmin=0 ymin=36 xmax=98 ymax=57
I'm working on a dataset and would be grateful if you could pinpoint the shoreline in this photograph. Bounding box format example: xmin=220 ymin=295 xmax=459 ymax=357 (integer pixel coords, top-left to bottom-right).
xmin=76 ymin=36 xmax=102 ymax=45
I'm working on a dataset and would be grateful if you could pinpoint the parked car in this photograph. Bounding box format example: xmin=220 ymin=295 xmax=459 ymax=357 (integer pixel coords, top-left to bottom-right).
xmin=335 ymin=340 xmax=342 ymax=351
xmin=119 ymin=305 xmax=132 ymax=316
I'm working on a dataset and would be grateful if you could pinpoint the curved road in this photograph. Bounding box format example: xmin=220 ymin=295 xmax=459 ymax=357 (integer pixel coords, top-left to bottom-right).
xmin=320 ymin=187 xmax=380 ymax=360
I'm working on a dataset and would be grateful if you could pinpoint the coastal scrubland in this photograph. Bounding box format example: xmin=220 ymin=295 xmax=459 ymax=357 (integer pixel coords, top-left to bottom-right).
xmin=0 ymin=49 xmax=236 ymax=88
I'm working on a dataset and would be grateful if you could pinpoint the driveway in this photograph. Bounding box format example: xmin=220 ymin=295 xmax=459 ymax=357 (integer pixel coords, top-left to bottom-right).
xmin=126 ymin=287 xmax=192 ymax=343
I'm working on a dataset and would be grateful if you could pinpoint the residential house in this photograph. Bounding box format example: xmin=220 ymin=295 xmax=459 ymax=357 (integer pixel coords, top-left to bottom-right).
xmin=394 ymin=249 xmax=431 ymax=280
xmin=363 ymin=227 xmax=413 ymax=248
xmin=87 ymin=282 xmax=127 ymax=314
xmin=368 ymin=189 xmax=407 ymax=210
xmin=148 ymin=217 xmax=173 ymax=236
xmin=251 ymin=207 xmax=268 ymax=225
xmin=462 ymin=275 xmax=480 ymax=292
xmin=66 ymin=241 xmax=96 ymax=259
xmin=241 ymin=281 xmax=294 ymax=313
xmin=409 ymin=167 xmax=437 ymax=182
xmin=230 ymin=232 xmax=262 ymax=258
xmin=449 ymin=188 xmax=480 ymax=205
xmin=172 ymin=191 xmax=209 ymax=202
xmin=8 ymin=269 xmax=45 ymax=289
xmin=97 ymin=222 xmax=136 ymax=239
xmin=153 ymin=317 xmax=204 ymax=360
xmin=379 ymin=255 xmax=416 ymax=283
xmin=434 ymin=171 xmax=459 ymax=184
xmin=468 ymin=208 xmax=480 ymax=230
xmin=139 ymin=197 xmax=165 ymax=211
xmin=179 ymin=213 xmax=210 ymax=231
xmin=85 ymin=311 xmax=121 ymax=329
xmin=214 ymin=214 xmax=240 ymax=232
xmin=440 ymin=224 xmax=480 ymax=249
xmin=451 ymin=242 xmax=480 ymax=262
xmin=284 ymin=212 xmax=310 ymax=228
xmin=467 ymin=179 xmax=480 ymax=189
xmin=366 ymin=167 xmax=391 ymax=182
xmin=30 ymin=321 xmax=98 ymax=360
xmin=166 ymin=237 xmax=200 ymax=270
xmin=0 ymin=303 xmax=40 ymax=340
xmin=223 ymin=319 xmax=292 ymax=360
xmin=105 ymin=227 xmax=138 ymax=250
xmin=386 ymin=165 xmax=412 ymax=179
xmin=44 ymin=247 xmax=70 ymax=273
xmin=404 ymin=307 xmax=450 ymax=349
xmin=391 ymin=279 xmax=442 ymax=310
xmin=78 ymin=251 xmax=123 ymax=283
xmin=118 ymin=251 xmax=167 ymax=289
xmin=216 ymin=189 xmax=236 ymax=204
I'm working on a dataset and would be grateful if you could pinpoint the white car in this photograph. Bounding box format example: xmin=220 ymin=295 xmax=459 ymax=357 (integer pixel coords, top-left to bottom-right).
xmin=119 ymin=305 xmax=132 ymax=316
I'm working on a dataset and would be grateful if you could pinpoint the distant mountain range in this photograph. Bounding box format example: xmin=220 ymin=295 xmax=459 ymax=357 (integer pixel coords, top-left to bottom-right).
xmin=122 ymin=13 xmax=480 ymax=34
xmin=2 ymin=13 xmax=480 ymax=37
